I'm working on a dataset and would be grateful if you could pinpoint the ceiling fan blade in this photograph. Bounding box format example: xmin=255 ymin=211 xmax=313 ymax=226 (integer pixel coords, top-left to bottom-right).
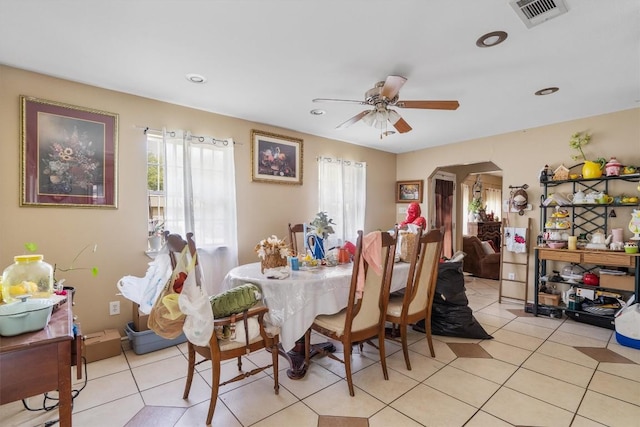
xmin=336 ymin=110 xmax=371 ymax=129
xmin=381 ymin=75 xmax=407 ymax=101
xmin=393 ymin=117 xmax=412 ymax=133
xmin=313 ymin=98 xmax=366 ymax=105
xmin=395 ymin=100 xmax=460 ymax=110
xmin=388 ymin=111 xmax=412 ymax=133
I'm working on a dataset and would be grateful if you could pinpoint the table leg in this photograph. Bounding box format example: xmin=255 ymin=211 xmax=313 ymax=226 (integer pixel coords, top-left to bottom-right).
xmin=279 ymin=339 xmax=335 ymax=380
xmin=57 ymin=342 xmax=72 ymax=427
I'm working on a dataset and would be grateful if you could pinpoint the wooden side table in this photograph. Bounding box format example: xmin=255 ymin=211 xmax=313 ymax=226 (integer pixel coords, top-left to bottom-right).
xmin=0 ymin=299 xmax=81 ymax=426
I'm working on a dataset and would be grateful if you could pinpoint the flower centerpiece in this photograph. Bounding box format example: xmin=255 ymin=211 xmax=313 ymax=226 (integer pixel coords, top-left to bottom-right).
xmin=569 ymin=131 xmax=605 ymax=179
xmin=255 ymin=235 xmax=290 ymax=273
xmin=307 ymin=212 xmax=336 ymax=260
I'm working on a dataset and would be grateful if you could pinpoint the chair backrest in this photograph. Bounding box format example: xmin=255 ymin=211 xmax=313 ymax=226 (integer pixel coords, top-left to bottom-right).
xmin=348 ymin=229 xmax=398 ymax=332
xmin=164 ymin=231 xmax=201 ymax=286
xmin=405 ymin=229 xmax=444 ymax=316
xmin=288 ymin=223 xmax=305 ymax=255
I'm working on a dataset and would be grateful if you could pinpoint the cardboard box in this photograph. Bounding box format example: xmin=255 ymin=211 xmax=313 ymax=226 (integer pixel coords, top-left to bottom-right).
xmin=538 ymin=292 xmax=561 ymax=306
xmin=600 ymin=274 xmax=635 ymax=292
xmin=132 ymin=302 xmax=150 ymax=332
xmin=83 ymin=329 xmax=122 ymax=363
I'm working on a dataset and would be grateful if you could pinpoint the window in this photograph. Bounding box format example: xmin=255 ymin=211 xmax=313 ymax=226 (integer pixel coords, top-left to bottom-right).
xmin=317 ymin=157 xmax=366 ymax=245
xmin=147 ymin=132 xmax=165 ymax=240
xmin=163 ymin=130 xmax=238 ymax=295
xmin=485 ymin=188 xmax=502 ymax=220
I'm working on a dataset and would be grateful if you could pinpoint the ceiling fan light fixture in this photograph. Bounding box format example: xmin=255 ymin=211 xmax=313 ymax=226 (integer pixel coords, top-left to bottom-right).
xmin=388 ymin=109 xmax=401 ymax=124
xmin=476 ymin=31 xmax=508 ymax=48
xmin=361 ymin=110 xmax=376 ymax=126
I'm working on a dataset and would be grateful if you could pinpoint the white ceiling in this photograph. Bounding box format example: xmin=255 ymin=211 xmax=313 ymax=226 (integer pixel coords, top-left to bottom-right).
xmin=1 ymin=0 xmax=638 ymax=154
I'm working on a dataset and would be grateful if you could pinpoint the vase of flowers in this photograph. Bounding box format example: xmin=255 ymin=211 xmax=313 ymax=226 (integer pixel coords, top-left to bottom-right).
xmin=255 ymin=235 xmax=290 ymax=273
xmin=306 ymin=212 xmax=335 ymax=260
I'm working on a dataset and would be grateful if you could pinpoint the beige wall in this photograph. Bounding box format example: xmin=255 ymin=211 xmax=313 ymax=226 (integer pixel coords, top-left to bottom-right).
xmin=2 ymin=64 xmax=638 ymax=332
xmin=398 ymin=107 xmax=640 ymax=299
xmin=0 ymin=66 xmax=397 ymax=333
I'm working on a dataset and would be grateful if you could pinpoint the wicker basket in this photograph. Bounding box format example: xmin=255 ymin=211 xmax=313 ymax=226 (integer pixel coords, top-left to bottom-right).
xmin=260 ymin=253 xmax=288 ymax=273
xmin=399 ymin=231 xmax=418 ymax=262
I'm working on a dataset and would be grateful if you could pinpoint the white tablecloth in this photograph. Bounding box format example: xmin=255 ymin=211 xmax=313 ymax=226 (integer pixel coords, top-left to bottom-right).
xmin=222 ymin=262 xmax=411 ymax=351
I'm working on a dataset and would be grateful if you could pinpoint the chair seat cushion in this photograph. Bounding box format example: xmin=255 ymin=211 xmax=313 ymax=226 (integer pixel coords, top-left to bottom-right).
xmin=314 ymin=309 xmax=347 ymax=337
xmin=386 ymin=295 xmax=404 ymax=318
xmin=210 ymin=283 xmax=262 ymax=318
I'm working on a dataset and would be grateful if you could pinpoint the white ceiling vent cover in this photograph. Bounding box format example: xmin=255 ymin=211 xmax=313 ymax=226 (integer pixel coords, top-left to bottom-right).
xmin=510 ymin=0 xmax=568 ymax=28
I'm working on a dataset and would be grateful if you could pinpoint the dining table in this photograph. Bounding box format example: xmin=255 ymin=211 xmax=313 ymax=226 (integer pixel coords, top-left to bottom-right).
xmin=221 ymin=260 xmax=411 ymax=379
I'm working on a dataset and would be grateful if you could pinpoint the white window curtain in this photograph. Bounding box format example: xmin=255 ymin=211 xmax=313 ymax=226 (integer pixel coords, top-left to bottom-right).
xmin=461 ymin=183 xmax=470 ymax=234
xmin=485 ymin=188 xmax=502 ymax=220
xmin=164 ymin=130 xmax=238 ymax=296
xmin=317 ymin=157 xmax=366 ymax=245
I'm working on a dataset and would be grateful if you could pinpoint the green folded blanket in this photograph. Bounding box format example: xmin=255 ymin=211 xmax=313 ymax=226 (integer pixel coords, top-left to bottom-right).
xmin=210 ymin=283 xmax=262 ymax=318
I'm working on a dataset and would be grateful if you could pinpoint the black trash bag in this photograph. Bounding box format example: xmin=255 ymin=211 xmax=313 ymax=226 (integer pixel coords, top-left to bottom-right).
xmin=413 ymin=261 xmax=493 ymax=339
xmin=429 ymin=300 xmax=493 ymax=339
xmin=435 ymin=262 xmax=468 ymax=306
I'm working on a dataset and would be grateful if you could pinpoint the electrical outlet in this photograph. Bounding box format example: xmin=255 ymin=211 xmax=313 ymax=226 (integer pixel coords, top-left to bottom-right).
xmin=508 ymin=273 xmax=516 ymax=280
xmin=109 ymin=301 xmax=120 ymax=316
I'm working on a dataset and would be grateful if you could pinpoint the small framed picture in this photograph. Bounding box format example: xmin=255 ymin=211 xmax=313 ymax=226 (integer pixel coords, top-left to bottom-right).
xmin=396 ymin=180 xmax=423 ymax=203
xmin=20 ymin=96 xmax=118 ymax=208
xmin=251 ymin=129 xmax=303 ymax=185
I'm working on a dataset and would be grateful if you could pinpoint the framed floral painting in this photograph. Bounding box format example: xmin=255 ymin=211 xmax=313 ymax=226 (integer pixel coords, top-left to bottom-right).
xmin=20 ymin=96 xmax=118 ymax=208
xmin=251 ymin=129 xmax=303 ymax=185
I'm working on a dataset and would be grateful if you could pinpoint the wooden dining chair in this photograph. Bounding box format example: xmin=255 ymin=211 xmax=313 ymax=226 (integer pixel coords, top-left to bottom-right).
xmin=182 ymin=304 xmax=280 ymax=425
xmin=386 ymin=228 xmax=443 ymax=369
xmin=304 ymin=229 xmax=398 ymax=396
xmin=175 ymin=233 xmax=280 ymax=425
xmin=288 ymin=223 xmax=305 ymax=255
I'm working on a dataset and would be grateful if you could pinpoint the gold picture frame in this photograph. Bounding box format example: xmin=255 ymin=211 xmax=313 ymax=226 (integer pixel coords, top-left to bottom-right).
xmin=396 ymin=180 xmax=423 ymax=203
xmin=20 ymin=96 xmax=118 ymax=208
xmin=251 ymin=129 xmax=303 ymax=185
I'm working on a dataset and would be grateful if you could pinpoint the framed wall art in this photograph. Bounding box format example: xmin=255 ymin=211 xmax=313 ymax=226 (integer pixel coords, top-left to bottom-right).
xmin=396 ymin=180 xmax=423 ymax=203
xmin=20 ymin=96 xmax=118 ymax=208
xmin=251 ymin=129 xmax=303 ymax=185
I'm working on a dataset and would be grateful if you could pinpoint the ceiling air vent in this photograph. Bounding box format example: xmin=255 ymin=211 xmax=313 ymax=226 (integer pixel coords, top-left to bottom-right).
xmin=510 ymin=0 xmax=568 ymax=28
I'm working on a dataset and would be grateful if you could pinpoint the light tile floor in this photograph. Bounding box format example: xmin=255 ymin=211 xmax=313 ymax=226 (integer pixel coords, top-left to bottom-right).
xmin=2 ymin=276 xmax=639 ymax=427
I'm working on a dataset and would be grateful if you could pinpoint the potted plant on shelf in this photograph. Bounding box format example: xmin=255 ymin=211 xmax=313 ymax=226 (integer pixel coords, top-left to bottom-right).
xmin=148 ymin=219 xmax=164 ymax=251
xmin=569 ymin=132 xmax=605 ymax=179
xmin=468 ymin=198 xmax=483 ymax=222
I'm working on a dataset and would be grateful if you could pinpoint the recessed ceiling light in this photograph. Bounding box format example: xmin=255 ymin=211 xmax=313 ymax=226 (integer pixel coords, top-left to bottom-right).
xmin=476 ymin=31 xmax=508 ymax=48
xmin=535 ymin=87 xmax=559 ymax=96
xmin=310 ymin=109 xmax=326 ymax=116
xmin=186 ymin=73 xmax=207 ymax=84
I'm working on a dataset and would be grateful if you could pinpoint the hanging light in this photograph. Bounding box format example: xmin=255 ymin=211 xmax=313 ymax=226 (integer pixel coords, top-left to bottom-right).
xmin=361 ymin=110 xmax=376 ymax=127
xmin=387 ymin=109 xmax=402 ymax=125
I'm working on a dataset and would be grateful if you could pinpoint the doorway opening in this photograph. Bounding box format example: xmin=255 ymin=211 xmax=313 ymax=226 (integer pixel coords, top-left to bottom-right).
xmin=428 ymin=162 xmax=502 ymax=257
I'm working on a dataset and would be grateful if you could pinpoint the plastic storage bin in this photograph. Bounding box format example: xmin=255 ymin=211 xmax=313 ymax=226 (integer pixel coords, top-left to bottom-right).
xmin=2 ymin=255 xmax=54 ymax=303
xmin=125 ymin=321 xmax=187 ymax=354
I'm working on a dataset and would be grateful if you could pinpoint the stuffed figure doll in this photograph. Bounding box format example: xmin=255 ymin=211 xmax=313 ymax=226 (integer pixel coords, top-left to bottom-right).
xmin=400 ymin=202 xmax=427 ymax=229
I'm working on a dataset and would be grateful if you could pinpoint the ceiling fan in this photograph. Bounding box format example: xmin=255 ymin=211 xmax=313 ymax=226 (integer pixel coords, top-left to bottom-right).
xmin=313 ymin=75 xmax=459 ymax=137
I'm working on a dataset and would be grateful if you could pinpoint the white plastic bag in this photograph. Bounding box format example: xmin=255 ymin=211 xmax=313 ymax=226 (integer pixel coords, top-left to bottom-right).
xmin=117 ymin=251 xmax=173 ymax=314
xmin=179 ymin=255 xmax=214 ymax=346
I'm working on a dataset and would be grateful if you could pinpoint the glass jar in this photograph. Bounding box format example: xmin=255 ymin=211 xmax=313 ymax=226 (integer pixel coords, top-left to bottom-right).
xmin=2 ymin=255 xmax=54 ymax=302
